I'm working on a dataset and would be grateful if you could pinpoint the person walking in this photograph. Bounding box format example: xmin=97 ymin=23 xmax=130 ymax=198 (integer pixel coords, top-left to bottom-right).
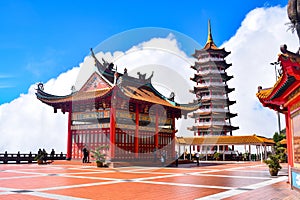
xmin=195 ymin=151 xmax=200 ymax=166
xmin=82 ymin=147 xmax=88 ymax=163
xmin=175 ymin=151 xmax=179 ymax=167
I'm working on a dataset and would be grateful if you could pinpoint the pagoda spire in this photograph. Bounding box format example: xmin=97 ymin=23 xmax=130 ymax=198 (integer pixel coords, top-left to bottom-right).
xmin=207 ymin=19 xmax=213 ymax=44
xmin=203 ymin=20 xmax=219 ymax=50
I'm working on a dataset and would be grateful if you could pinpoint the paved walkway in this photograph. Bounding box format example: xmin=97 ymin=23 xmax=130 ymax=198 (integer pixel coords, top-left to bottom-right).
xmin=0 ymin=161 xmax=298 ymax=199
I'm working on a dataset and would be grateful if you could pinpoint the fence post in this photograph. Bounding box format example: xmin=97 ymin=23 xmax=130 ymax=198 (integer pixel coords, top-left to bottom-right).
xmin=4 ymin=151 xmax=8 ymax=164
xmin=16 ymin=151 xmax=20 ymax=164
xmin=29 ymin=152 xmax=32 ymax=163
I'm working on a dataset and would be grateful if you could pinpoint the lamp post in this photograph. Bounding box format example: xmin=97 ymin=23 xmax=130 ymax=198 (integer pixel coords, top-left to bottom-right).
xmin=270 ymin=61 xmax=282 ymax=134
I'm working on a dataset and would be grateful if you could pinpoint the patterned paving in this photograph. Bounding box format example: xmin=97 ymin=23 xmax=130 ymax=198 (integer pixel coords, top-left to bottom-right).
xmin=0 ymin=161 xmax=298 ymax=200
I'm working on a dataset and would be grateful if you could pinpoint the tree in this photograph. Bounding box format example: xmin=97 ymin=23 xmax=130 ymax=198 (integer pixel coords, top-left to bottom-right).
xmin=273 ymin=131 xmax=286 ymax=144
xmin=272 ymin=132 xmax=287 ymax=163
xmin=273 ymin=132 xmax=280 ymax=143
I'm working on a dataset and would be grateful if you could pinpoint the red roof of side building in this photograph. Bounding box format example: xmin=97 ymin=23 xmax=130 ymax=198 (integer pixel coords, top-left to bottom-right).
xmin=256 ymin=45 xmax=300 ymax=113
xmin=176 ymin=135 xmax=275 ymax=145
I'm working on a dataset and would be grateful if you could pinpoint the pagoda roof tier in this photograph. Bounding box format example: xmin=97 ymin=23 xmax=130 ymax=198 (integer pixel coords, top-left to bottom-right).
xmin=191 ymin=85 xmax=235 ymax=93
xmin=191 ymin=73 xmax=233 ymax=82
xmin=188 ymin=124 xmax=239 ymax=131
xmin=200 ymin=95 xmax=229 ymax=102
xmin=192 ymin=20 xmax=230 ymax=59
xmin=227 ymin=100 xmax=236 ymax=106
xmin=256 ymin=45 xmax=300 ymax=112
xmin=192 ymin=16 xmax=231 ymax=57
xmin=191 ymin=61 xmax=232 ymax=71
xmin=177 ymin=135 xmax=274 ymax=145
xmin=192 ymin=49 xmax=231 ymax=59
xmin=194 ymin=98 xmax=236 ymax=105
xmin=194 ymin=83 xmax=228 ymax=88
xmin=198 ymin=99 xmax=236 ymax=106
xmin=189 ymin=111 xmax=238 ymax=119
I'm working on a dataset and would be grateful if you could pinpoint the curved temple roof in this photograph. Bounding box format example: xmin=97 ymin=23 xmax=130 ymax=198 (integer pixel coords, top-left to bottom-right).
xmin=256 ymin=45 xmax=300 ymax=112
xmin=176 ymin=135 xmax=275 ymax=145
xmin=36 ymin=54 xmax=201 ymax=116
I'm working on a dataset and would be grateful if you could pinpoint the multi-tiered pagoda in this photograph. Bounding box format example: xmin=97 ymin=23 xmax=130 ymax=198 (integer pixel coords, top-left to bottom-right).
xmin=189 ymin=21 xmax=238 ymax=138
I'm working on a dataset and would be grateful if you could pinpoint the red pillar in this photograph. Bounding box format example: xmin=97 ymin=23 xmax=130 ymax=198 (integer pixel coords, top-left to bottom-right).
xmin=155 ymin=107 xmax=159 ymax=148
xmin=110 ymin=106 xmax=116 ymax=159
xmin=286 ymin=110 xmax=293 ymax=167
xmin=66 ymin=111 xmax=72 ymax=160
xmin=171 ymin=112 xmax=176 ymax=158
xmin=285 ymin=110 xmax=293 ymax=183
xmin=134 ymin=103 xmax=139 ymax=159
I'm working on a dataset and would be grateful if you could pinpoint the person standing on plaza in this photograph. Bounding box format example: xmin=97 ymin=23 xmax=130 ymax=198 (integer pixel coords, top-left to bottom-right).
xmin=82 ymin=147 xmax=88 ymax=163
xmin=175 ymin=151 xmax=179 ymax=167
xmin=195 ymin=151 xmax=200 ymax=166
xmin=87 ymin=148 xmax=90 ymax=163
xmin=50 ymin=149 xmax=55 ymax=162
xmin=42 ymin=149 xmax=47 ymax=162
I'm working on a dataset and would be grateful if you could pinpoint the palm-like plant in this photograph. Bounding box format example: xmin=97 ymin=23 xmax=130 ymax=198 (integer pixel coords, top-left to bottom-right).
xmin=91 ymin=145 xmax=109 ymax=164
xmin=264 ymin=154 xmax=282 ymax=176
xmin=213 ymin=152 xmax=220 ymax=160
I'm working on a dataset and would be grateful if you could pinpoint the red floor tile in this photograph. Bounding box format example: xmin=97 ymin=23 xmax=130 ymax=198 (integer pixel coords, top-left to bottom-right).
xmin=0 ymin=176 xmax=107 ymax=190
xmin=45 ymin=182 xmax=226 ymax=200
xmin=72 ymin=171 xmax=168 ymax=179
xmin=151 ymin=174 xmax=266 ymax=188
xmin=0 ymin=161 xmax=298 ymax=200
xmin=0 ymin=194 xmax=51 ymax=200
xmin=209 ymin=170 xmax=270 ymax=177
xmin=0 ymin=172 xmax=37 ymax=178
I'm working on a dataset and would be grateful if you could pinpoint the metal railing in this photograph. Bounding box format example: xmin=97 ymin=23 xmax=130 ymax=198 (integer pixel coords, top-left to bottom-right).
xmin=0 ymin=152 xmax=66 ymax=164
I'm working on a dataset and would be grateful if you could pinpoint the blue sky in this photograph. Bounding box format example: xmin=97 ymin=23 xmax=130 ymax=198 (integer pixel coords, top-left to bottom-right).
xmin=0 ymin=1 xmax=295 ymax=152
xmin=0 ymin=0 xmax=287 ymax=104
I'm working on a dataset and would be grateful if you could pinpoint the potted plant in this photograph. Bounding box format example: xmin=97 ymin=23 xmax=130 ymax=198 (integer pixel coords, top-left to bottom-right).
xmin=91 ymin=145 xmax=109 ymax=167
xmin=213 ymin=152 xmax=221 ymax=161
xmin=264 ymin=154 xmax=282 ymax=176
xmin=276 ymin=146 xmax=287 ymax=163
xmin=34 ymin=152 xmax=45 ymax=165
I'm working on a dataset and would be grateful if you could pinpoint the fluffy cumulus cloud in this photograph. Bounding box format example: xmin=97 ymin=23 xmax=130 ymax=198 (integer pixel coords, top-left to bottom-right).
xmin=0 ymin=5 xmax=296 ymax=153
xmin=0 ymin=67 xmax=79 ymax=153
xmin=224 ymin=6 xmax=298 ymax=137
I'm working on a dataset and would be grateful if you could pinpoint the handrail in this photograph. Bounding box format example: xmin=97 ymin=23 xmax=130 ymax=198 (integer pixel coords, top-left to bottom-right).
xmin=0 ymin=152 xmax=66 ymax=164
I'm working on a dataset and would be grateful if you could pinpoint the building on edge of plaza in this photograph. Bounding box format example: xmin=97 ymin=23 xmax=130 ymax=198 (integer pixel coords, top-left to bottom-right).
xmin=36 ymin=49 xmax=200 ymax=161
xmin=257 ymin=44 xmax=300 ymax=191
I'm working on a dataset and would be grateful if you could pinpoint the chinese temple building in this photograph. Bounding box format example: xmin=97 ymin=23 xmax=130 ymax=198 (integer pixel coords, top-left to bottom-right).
xmin=257 ymin=44 xmax=300 ymax=190
xmin=36 ymin=50 xmax=199 ymax=161
xmin=188 ymin=21 xmax=239 ymax=145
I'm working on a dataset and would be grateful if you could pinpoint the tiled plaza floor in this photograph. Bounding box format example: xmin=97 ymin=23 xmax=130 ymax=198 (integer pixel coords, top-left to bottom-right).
xmin=0 ymin=161 xmax=299 ymax=200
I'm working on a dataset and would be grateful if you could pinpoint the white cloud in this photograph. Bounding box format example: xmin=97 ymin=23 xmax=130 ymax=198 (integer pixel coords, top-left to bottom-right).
xmin=223 ymin=6 xmax=297 ymax=137
xmin=0 ymin=5 xmax=295 ymax=153
xmin=0 ymin=35 xmax=195 ymax=153
xmin=0 ymin=67 xmax=79 ymax=153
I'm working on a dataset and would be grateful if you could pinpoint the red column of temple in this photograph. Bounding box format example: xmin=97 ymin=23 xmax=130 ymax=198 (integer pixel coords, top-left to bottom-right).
xmin=66 ymin=110 xmax=72 ymax=160
xmin=285 ymin=109 xmax=293 ymax=183
xmin=171 ymin=112 xmax=176 ymax=159
xmin=155 ymin=107 xmax=159 ymax=148
xmin=286 ymin=109 xmax=293 ymax=167
xmin=110 ymin=99 xmax=116 ymax=159
xmin=134 ymin=103 xmax=139 ymax=159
